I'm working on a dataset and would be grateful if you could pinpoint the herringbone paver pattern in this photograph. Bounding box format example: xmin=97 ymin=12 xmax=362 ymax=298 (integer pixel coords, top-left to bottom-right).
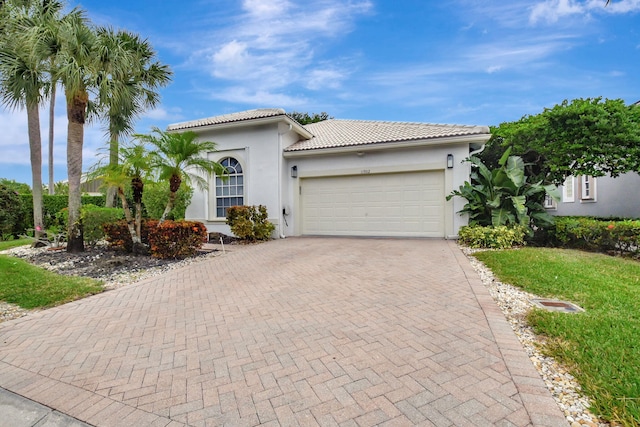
xmin=0 ymin=238 xmax=566 ymax=426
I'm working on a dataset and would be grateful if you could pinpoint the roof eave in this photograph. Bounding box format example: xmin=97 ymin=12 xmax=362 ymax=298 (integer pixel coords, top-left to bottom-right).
xmin=168 ymin=115 xmax=314 ymax=139
xmin=283 ymin=133 xmax=491 ymax=158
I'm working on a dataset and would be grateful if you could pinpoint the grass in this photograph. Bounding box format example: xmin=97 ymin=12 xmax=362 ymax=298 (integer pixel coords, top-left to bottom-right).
xmin=0 ymin=238 xmax=31 ymax=251
xmin=0 ymin=255 xmax=103 ymax=309
xmin=474 ymin=247 xmax=640 ymax=426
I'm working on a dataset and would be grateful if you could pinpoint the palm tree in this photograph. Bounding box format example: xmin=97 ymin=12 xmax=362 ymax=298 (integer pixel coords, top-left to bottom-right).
xmin=54 ymin=10 xmax=96 ymax=252
xmin=136 ymin=127 xmax=226 ymax=223
xmin=94 ymin=28 xmax=172 ymax=208
xmin=0 ymin=0 xmax=64 ymax=243
xmin=91 ymin=142 xmax=152 ymax=254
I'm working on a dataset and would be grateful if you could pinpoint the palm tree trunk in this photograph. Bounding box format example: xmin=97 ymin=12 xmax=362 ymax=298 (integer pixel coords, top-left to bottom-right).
xmin=105 ymin=131 xmax=119 ymax=208
xmin=48 ymin=78 xmax=56 ymax=195
xmin=27 ymin=103 xmax=44 ymax=244
xmin=159 ymin=175 xmax=180 ymax=224
xmin=66 ymin=91 xmax=87 ymax=253
xmin=117 ymin=188 xmax=144 ymax=253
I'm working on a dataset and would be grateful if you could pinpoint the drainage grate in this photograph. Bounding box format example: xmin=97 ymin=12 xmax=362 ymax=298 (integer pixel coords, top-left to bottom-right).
xmin=531 ymin=299 xmax=584 ymax=313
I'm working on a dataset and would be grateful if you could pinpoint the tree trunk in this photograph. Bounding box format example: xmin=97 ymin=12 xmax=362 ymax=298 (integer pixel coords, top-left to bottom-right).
xmin=105 ymin=131 xmax=119 ymax=208
xmin=66 ymin=90 xmax=87 ymax=253
xmin=159 ymin=175 xmax=180 ymax=224
xmin=118 ymin=188 xmax=144 ymax=254
xmin=27 ymin=103 xmax=44 ymax=244
xmin=48 ymin=80 xmax=56 ymax=195
xmin=132 ymin=177 xmax=144 ymax=239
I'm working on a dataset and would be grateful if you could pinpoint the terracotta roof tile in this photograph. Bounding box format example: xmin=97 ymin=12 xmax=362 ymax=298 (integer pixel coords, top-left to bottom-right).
xmin=287 ymin=119 xmax=490 ymax=151
xmin=167 ymin=108 xmax=287 ymax=131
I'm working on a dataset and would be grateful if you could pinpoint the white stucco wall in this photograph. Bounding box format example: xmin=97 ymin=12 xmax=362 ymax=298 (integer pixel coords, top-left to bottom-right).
xmin=185 ymin=118 xmax=482 ymax=239
xmin=283 ymin=142 xmax=473 ymax=238
xmin=185 ymin=122 xmax=288 ymax=237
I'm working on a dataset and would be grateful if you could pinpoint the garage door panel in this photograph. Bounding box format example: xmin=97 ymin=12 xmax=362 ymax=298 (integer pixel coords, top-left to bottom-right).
xmin=301 ymin=171 xmax=445 ymax=237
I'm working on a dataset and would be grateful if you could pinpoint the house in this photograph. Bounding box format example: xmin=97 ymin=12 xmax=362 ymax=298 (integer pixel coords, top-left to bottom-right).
xmin=545 ymin=173 xmax=640 ymax=219
xmin=167 ymin=108 xmax=491 ymax=239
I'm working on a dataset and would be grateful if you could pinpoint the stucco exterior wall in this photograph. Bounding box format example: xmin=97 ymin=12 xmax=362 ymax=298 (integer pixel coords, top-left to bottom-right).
xmin=185 ymin=122 xmax=287 ymax=237
xmin=283 ymin=142 xmax=473 ymax=238
xmin=549 ymin=172 xmax=640 ymax=219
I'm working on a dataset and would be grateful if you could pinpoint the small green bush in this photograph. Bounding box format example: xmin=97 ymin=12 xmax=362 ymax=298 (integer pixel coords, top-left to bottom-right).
xmin=0 ymin=185 xmax=25 ymax=239
xmin=226 ymin=205 xmax=275 ymax=241
xmin=458 ymin=225 xmax=527 ymax=249
xmin=142 ymin=181 xmax=192 ymax=220
xmin=549 ymin=217 xmax=640 ymax=256
xmin=147 ymin=220 xmax=207 ymax=259
xmin=81 ymin=205 xmax=125 ymax=247
xmin=20 ymin=194 xmax=106 ymax=230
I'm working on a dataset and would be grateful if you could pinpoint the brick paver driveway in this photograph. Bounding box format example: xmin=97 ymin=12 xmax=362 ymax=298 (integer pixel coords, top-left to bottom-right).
xmin=0 ymin=238 xmax=566 ymax=426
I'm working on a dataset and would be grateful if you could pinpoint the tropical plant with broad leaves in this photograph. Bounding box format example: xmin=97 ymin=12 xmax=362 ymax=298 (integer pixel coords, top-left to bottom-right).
xmin=447 ymin=148 xmax=560 ymax=233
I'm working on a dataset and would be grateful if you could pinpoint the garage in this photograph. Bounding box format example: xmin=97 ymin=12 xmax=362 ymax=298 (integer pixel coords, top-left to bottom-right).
xmin=300 ymin=170 xmax=445 ymax=237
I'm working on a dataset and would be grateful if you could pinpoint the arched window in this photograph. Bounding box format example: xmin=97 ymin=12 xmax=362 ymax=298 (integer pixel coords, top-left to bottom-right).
xmin=215 ymin=157 xmax=244 ymax=217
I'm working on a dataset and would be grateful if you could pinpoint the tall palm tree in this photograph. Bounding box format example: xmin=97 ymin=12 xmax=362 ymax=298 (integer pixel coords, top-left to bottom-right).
xmin=54 ymin=10 xmax=96 ymax=252
xmin=94 ymin=28 xmax=172 ymax=208
xmin=0 ymin=0 xmax=64 ymax=243
xmin=137 ymin=127 xmax=226 ymax=223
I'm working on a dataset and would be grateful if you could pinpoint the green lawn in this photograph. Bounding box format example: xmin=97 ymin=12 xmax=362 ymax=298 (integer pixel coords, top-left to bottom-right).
xmin=474 ymin=247 xmax=640 ymax=427
xmin=0 ymin=238 xmax=31 ymax=251
xmin=0 ymin=255 xmax=103 ymax=309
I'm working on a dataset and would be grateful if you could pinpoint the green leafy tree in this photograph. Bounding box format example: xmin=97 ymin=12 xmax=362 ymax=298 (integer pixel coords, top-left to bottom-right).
xmin=288 ymin=111 xmax=333 ymax=125
xmin=486 ymin=98 xmax=640 ymax=185
xmin=447 ymin=149 xmax=560 ymax=232
xmin=137 ymin=127 xmax=226 ymax=223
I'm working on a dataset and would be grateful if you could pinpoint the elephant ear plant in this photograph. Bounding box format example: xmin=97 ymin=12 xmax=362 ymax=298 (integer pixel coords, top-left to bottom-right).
xmin=447 ymin=148 xmax=560 ymax=235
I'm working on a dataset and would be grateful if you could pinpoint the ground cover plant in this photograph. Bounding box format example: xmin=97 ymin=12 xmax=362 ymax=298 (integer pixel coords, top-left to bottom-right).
xmin=474 ymin=247 xmax=640 ymax=426
xmin=0 ymin=255 xmax=103 ymax=309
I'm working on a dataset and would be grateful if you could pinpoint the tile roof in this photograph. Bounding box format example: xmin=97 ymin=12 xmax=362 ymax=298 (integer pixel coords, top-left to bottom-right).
xmin=167 ymin=108 xmax=287 ymax=131
xmin=286 ymin=119 xmax=490 ymax=152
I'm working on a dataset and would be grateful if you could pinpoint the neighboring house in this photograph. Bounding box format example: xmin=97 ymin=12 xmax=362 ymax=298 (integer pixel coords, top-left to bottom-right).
xmin=545 ymin=173 xmax=640 ymax=219
xmin=167 ymin=108 xmax=491 ymax=239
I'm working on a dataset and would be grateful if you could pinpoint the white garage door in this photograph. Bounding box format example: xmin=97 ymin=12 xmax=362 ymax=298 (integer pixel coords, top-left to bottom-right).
xmin=300 ymin=171 xmax=445 ymax=237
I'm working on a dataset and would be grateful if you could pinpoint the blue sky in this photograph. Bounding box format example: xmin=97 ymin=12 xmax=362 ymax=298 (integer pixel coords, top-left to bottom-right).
xmin=1 ymin=0 xmax=640 ymax=185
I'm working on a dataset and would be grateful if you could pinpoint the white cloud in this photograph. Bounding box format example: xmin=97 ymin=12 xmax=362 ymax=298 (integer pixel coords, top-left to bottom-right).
xmin=530 ymin=0 xmax=640 ymax=24
xmin=211 ymin=87 xmax=308 ymax=107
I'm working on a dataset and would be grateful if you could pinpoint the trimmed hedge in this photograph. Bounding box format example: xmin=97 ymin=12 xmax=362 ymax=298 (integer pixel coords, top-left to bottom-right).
xmin=103 ymin=219 xmax=207 ymax=259
xmin=548 ymin=216 xmax=640 ymax=256
xmin=20 ymin=194 xmax=105 ymax=230
xmin=458 ymin=225 xmax=527 ymax=249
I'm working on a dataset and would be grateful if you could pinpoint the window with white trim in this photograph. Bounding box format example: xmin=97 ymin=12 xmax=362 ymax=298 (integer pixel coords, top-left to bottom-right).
xmin=562 ymin=176 xmax=575 ymax=203
xmin=215 ymin=157 xmax=244 ymax=217
xmin=580 ymin=175 xmax=596 ymax=201
xmin=544 ymin=194 xmax=557 ymax=209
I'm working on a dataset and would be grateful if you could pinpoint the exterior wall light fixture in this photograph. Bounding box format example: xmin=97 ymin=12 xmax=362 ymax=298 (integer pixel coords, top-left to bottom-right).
xmin=447 ymin=154 xmax=454 ymax=169
xmin=291 ymin=165 xmax=298 ymax=178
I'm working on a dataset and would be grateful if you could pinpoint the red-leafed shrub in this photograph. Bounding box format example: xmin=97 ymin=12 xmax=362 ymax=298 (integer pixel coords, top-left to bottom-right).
xmin=103 ymin=219 xmax=154 ymax=253
xmin=147 ymin=220 xmax=207 ymax=259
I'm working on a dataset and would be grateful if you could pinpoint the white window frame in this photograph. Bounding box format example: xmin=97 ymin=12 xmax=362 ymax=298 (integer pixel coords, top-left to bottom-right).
xmin=562 ymin=176 xmax=575 ymax=203
xmin=580 ymin=175 xmax=596 ymax=201
xmin=544 ymin=194 xmax=557 ymax=210
xmin=214 ymin=157 xmax=245 ymax=218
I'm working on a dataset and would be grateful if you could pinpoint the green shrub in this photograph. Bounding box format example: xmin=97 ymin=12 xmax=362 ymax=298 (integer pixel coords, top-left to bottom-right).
xmin=142 ymin=181 xmax=192 ymax=220
xmin=81 ymin=205 xmax=125 ymax=247
xmin=147 ymin=220 xmax=207 ymax=259
xmin=20 ymin=194 xmax=106 ymax=230
xmin=548 ymin=217 xmax=640 ymax=256
xmin=458 ymin=225 xmax=527 ymax=249
xmin=0 ymin=185 xmax=25 ymax=239
xmin=226 ymin=205 xmax=275 ymax=241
